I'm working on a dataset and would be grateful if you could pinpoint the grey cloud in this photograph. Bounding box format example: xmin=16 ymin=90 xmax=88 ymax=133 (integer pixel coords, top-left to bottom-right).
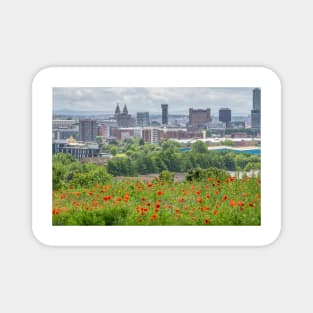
xmin=53 ymin=87 xmax=255 ymax=115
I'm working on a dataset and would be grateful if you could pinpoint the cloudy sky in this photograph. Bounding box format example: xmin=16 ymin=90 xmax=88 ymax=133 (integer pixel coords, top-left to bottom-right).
xmin=53 ymin=87 xmax=256 ymax=115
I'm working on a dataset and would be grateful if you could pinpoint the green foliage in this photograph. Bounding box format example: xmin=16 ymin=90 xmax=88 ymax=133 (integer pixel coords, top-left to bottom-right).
xmin=185 ymin=167 xmax=229 ymax=182
xmin=96 ymin=136 xmax=103 ymax=145
xmin=221 ymin=139 xmax=234 ymax=146
xmin=52 ymin=153 xmax=113 ymax=190
xmin=159 ymin=170 xmax=175 ymax=183
xmin=70 ymin=166 xmax=113 ymax=188
xmin=52 ymin=163 xmax=66 ymax=190
xmin=53 ymin=140 xmax=261 ymax=181
xmin=109 ymin=145 xmax=118 ymax=156
xmin=105 ymin=140 xmax=261 ymax=176
xmin=191 ymin=141 xmax=208 ymax=154
xmin=53 ymin=153 xmax=76 ymax=165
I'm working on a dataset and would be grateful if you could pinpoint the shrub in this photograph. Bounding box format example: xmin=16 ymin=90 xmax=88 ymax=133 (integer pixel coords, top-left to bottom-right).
xmin=185 ymin=167 xmax=228 ymax=182
xmin=159 ymin=170 xmax=175 ymax=183
xmin=70 ymin=167 xmax=113 ymax=188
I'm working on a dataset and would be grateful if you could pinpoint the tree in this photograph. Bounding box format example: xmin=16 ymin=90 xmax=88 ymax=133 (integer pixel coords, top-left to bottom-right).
xmin=96 ymin=136 xmax=103 ymax=145
xmin=191 ymin=141 xmax=208 ymax=154
xmin=109 ymin=146 xmax=118 ymax=156
xmin=53 ymin=153 xmax=76 ymax=165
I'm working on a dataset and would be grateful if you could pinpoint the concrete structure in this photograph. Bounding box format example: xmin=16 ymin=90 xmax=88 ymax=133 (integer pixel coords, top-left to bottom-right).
xmin=53 ymin=119 xmax=77 ymax=129
xmin=251 ymin=88 xmax=261 ymax=130
xmin=161 ymin=128 xmax=189 ymax=140
xmin=97 ymin=119 xmax=118 ymax=139
xmin=251 ymin=110 xmax=261 ymax=129
xmin=142 ymin=127 xmax=202 ymax=144
xmin=52 ymin=128 xmax=79 ymax=140
xmin=79 ymin=119 xmax=97 ymax=142
xmin=53 ymin=119 xmax=79 ymax=140
xmin=230 ymin=121 xmax=246 ymax=129
xmin=143 ymin=128 xmax=161 ymax=144
xmin=188 ymin=108 xmax=211 ymax=129
xmin=136 ymin=112 xmax=150 ymax=127
xmin=219 ymin=108 xmax=232 ymax=128
xmin=110 ymin=127 xmax=143 ymax=141
xmin=53 ymin=140 xmax=100 ymax=160
xmin=253 ymin=88 xmax=261 ymax=111
xmin=161 ymin=104 xmax=168 ymax=125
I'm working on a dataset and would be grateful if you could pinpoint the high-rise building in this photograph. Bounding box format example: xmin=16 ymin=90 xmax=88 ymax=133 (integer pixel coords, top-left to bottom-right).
xmin=188 ymin=108 xmax=211 ymax=129
xmin=253 ymin=88 xmax=261 ymax=111
xmin=136 ymin=112 xmax=150 ymax=127
xmin=251 ymin=88 xmax=261 ymax=130
xmin=161 ymin=104 xmax=168 ymax=125
xmin=219 ymin=108 xmax=232 ymax=128
xmin=79 ymin=119 xmax=97 ymax=142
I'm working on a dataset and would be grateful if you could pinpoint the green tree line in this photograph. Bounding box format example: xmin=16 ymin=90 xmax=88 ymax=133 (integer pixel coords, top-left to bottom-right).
xmin=106 ymin=140 xmax=260 ymax=176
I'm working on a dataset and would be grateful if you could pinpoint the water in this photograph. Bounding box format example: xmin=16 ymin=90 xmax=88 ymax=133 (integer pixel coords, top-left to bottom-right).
xmin=179 ymin=147 xmax=261 ymax=155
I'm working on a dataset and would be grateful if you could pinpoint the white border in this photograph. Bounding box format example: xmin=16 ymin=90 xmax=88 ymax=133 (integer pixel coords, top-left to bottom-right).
xmin=32 ymin=67 xmax=281 ymax=246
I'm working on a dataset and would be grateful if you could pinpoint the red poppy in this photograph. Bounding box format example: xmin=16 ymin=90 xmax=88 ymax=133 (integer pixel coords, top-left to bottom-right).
xmin=157 ymin=190 xmax=163 ymax=196
xmin=196 ymin=197 xmax=202 ymax=203
xmin=150 ymin=214 xmax=158 ymax=222
xmin=155 ymin=203 xmax=160 ymax=209
xmin=52 ymin=208 xmax=62 ymax=215
xmin=204 ymin=218 xmax=210 ymax=224
xmin=222 ymin=195 xmax=228 ymax=201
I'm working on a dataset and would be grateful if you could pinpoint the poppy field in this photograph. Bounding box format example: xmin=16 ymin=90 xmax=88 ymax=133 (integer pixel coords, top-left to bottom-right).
xmin=52 ymin=175 xmax=261 ymax=226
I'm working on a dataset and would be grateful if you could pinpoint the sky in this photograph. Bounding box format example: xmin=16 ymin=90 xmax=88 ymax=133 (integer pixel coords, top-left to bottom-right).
xmin=53 ymin=87 xmax=256 ymax=115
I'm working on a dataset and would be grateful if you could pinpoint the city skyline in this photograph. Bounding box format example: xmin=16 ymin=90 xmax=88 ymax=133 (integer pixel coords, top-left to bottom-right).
xmin=53 ymin=87 xmax=257 ymax=115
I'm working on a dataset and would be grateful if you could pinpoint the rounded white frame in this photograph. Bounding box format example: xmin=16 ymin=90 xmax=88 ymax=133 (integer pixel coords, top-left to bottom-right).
xmin=32 ymin=66 xmax=281 ymax=246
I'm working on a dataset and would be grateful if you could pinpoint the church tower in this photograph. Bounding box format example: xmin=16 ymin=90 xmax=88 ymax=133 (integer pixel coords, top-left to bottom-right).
xmin=114 ymin=104 xmax=121 ymax=116
xmin=122 ymin=104 xmax=128 ymax=114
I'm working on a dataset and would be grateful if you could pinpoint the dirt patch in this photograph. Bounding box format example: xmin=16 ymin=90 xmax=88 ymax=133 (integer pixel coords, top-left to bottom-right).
xmin=115 ymin=173 xmax=186 ymax=183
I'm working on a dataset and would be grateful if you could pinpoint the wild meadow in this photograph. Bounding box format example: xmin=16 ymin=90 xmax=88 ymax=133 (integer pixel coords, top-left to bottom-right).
xmin=52 ymin=140 xmax=261 ymax=226
xmin=53 ymin=173 xmax=260 ymax=226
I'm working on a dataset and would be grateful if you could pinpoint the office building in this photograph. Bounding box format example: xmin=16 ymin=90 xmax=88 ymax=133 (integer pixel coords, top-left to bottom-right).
xmin=161 ymin=104 xmax=168 ymax=125
xmin=188 ymin=108 xmax=211 ymax=129
xmin=251 ymin=88 xmax=261 ymax=130
xmin=253 ymin=88 xmax=261 ymax=111
xmin=136 ymin=112 xmax=150 ymax=127
xmin=219 ymin=108 xmax=232 ymax=128
xmin=79 ymin=119 xmax=97 ymax=142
